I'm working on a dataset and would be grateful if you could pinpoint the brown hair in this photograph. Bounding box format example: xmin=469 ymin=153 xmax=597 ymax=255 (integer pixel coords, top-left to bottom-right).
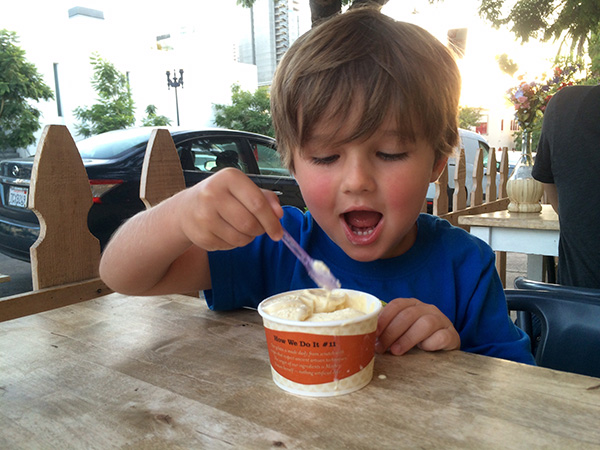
xmin=271 ymin=6 xmax=461 ymax=170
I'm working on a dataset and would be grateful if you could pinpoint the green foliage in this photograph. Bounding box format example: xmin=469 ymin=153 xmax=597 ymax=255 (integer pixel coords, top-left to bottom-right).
xmin=73 ymin=53 xmax=135 ymax=138
xmin=458 ymin=106 xmax=484 ymax=130
xmin=479 ymin=0 xmax=600 ymax=56
xmin=141 ymin=104 xmax=172 ymax=127
xmin=496 ymin=53 xmax=519 ymax=76
xmin=213 ymin=84 xmax=274 ymax=137
xmin=0 ymin=29 xmax=54 ymax=151
xmin=589 ymin=25 xmax=600 ymax=79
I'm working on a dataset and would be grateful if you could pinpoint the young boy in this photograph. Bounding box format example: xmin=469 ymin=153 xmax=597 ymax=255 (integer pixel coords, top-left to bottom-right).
xmin=100 ymin=7 xmax=534 ymax=364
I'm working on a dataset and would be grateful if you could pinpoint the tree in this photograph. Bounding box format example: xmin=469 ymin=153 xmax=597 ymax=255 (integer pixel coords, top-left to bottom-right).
xmin=213 ymin=84 xmax=274 ymax=137
xmin=589 ymin=25 xmax=600 ymax=78
xmin=0 ymin=30 xmax=54 ymax=152
xmin=237 ymin=0 xmax=389 ymax=25
xmin=73 ymin=53 xmax=135 ymax=138
xmin=496 ymin=54 xmax=519 ymax=77
xmin=240 ymin=0 xmax=598 ymax=56
xmin=141 ymin=104 xmax=172 ymax=127
xmin=479 ymin=0 xmax=600 ymax=56
xmin=458 ymin=106 xmax=484 ymax=130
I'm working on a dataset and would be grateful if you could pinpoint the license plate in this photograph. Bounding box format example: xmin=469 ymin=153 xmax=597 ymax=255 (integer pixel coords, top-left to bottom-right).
xmin=8 ymin=186 xmax=29 ymax=208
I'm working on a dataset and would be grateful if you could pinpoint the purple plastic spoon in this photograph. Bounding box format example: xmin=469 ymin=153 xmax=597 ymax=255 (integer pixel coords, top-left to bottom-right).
xmin=281 ymin=228 xmax=341 ymax=291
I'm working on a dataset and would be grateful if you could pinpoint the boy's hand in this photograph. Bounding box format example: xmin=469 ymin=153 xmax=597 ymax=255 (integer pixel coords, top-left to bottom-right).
xmin=178 ymin=168 xmax=284 ymax=251
xmin=375 ymin=298 xmax=460 ymax=355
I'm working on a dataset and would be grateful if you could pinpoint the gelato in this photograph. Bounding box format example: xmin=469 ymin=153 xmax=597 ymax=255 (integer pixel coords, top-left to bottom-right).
xmin=261 ymin=289 xmax=366 ymax=322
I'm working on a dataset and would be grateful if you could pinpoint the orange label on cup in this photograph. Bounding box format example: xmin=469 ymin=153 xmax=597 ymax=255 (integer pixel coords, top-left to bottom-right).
xmin=263 ymin=328 xmax=376 ymax=385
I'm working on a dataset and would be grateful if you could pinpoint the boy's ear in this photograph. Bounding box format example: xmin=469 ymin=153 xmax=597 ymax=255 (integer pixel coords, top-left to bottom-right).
xmin=430 ymin=156 xmax=448 ymax=182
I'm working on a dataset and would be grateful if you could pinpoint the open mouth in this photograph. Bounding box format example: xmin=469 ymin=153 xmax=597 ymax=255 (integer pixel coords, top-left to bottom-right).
xmin=343 ymin=210 xmax=383 ymax=238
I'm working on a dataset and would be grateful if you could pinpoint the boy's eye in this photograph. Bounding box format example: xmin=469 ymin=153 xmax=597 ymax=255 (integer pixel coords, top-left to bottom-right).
xmin=311 ymin=155 xmax=339 ymax=165
xmin=377 ymin=151 xmax=408 ymax=161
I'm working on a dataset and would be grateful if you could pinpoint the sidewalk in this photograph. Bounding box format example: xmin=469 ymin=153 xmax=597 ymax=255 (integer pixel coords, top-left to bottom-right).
xmin=505 ymin=252 xmax=528 ymax=288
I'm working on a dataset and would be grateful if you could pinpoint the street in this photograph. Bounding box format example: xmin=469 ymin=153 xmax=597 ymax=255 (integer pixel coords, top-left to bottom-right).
xmin=0 ymin=253 xmax=32 ymax=297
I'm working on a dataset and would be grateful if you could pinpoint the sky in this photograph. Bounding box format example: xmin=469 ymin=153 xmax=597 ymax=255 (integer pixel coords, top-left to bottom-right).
xmin=382 ymin=0 xmax=562 ymax=108
xmin=1 ymin=0 xmax=247 ymax=60
xmin=2 ymin=0 xmax=562 ymax=110
xmin=2 ymin=0 xmax=566 ymax=151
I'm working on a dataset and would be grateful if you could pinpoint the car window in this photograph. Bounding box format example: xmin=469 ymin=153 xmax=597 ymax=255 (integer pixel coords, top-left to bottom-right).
xmin=251 ymin=141 xmax=291 ymax=177
xmin=177 ymin=138 xmax=248 ymax=173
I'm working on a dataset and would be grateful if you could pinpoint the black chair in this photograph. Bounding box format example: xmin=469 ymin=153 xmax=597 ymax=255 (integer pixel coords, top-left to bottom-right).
xmin=514 ymin=276 xmax=600 ymax=298
xmin=505 ymin=277 xmax=600 ymax=377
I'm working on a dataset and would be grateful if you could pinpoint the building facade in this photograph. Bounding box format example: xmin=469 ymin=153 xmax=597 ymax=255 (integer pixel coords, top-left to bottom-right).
xmin=238 ymin=0 xmax=310 ymax=86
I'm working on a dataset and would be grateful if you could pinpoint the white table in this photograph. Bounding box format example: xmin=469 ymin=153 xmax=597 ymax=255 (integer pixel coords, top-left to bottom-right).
xmin=459 ymin=205 xmax=559 ymax=281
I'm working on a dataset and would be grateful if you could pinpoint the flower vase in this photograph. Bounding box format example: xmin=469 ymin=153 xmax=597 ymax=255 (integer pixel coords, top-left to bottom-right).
xmin=506 ymin=130 xmax=543 ymax=213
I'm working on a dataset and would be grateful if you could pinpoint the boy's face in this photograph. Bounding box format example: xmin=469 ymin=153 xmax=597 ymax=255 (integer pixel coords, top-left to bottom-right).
xmin=292 ymin=112 xmax=447 ymax=262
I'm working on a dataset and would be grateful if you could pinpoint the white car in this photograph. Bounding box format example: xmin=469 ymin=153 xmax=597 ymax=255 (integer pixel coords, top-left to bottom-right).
xmin=425 ymin=128 xmax=497 ymax=211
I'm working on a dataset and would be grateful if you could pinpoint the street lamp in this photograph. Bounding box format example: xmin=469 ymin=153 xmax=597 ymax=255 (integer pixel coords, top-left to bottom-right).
xmin=166 ymin=69 xmax=184 ymax=126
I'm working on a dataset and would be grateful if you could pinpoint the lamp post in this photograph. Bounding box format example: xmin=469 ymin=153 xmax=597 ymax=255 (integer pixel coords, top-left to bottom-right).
xmin=166 ymin=69 xmax=184 ymax=126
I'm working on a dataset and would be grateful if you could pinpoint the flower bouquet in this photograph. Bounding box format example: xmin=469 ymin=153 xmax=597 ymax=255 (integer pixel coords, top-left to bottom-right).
xmin=505 ymin=65 xmax=583 ymax=213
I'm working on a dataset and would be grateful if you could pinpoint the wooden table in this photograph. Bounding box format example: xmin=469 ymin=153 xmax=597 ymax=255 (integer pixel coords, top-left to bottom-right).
xmin=459 ymin=204 xmax=560 ymax=282
xmin=2 ymin=293 xmax=599 ymax=449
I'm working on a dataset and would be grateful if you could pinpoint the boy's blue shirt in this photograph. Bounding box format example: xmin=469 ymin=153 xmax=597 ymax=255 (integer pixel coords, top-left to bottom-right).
xmin=206 ymin=206 xmax=535 ymax=365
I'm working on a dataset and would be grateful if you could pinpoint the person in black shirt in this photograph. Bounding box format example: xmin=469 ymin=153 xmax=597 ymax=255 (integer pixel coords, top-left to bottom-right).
xmin=532 ymin=85 xmax=600 ymax=288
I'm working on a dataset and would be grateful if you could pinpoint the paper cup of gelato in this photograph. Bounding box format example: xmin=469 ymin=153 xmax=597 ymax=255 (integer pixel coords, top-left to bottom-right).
xmin=258 ymin=288 xmax=382 ymax=397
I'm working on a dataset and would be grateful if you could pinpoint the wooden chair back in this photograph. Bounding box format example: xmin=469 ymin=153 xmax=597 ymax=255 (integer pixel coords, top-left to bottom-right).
xmin=0 ymin=125 xmax=110 ymax=322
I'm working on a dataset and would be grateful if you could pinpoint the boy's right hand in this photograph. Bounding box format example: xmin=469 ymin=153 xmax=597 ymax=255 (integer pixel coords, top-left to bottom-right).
xmin=176 ymin=167 xmax=285 ymax=251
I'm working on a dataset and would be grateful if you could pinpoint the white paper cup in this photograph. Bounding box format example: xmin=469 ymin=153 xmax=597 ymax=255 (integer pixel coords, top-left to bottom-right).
xmin=258 ymin=288 xmax=382 ymax=397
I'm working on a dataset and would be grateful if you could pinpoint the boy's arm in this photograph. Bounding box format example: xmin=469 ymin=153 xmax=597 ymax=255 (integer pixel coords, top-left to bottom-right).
xmin=99 ymin=169 xmax=284 ymax=296
xmin=99 ymin=195 xmax=210 ymax=296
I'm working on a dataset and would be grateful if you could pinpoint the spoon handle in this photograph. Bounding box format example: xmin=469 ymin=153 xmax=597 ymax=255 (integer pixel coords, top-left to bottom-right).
xmin=281 ymin=229 xmax=313 ymax=268
xmin=281 ymin=229 xmax=340 ymax=290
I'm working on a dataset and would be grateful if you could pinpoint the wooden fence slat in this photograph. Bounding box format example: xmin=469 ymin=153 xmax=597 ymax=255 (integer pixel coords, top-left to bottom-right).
xmin=29 ymin=125 xmax=101 ymax=290
xmin=471 ymin=148 xmax=484 ymax=207
xmin=139 ymin=129 xmax=199 ymax=298
xmin=486 ymin=147 xmax=498 ymax=201
xmin=433 ymin=164 xmax=449 ymax=216
xmin=498 ymin=147 xmax=509 ymax=199
xmin=452 ymin=147 xmax=467 ymax=211
xmin=0 ymin=278 xmax=110 ymax=322
xmin=140 ymin=129 xmax=186 ymax=209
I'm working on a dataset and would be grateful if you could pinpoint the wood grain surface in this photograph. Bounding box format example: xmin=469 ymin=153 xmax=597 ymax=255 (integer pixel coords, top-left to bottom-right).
xmin=1 ymin=293 xmax=599 ymax=449
xmin=459 ymin=204 xmax=559 ymax=231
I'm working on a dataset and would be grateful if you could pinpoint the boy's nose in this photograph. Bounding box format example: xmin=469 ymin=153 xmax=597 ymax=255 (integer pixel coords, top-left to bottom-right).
xmin=341 ymin=157 xmax=376 ymax=194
